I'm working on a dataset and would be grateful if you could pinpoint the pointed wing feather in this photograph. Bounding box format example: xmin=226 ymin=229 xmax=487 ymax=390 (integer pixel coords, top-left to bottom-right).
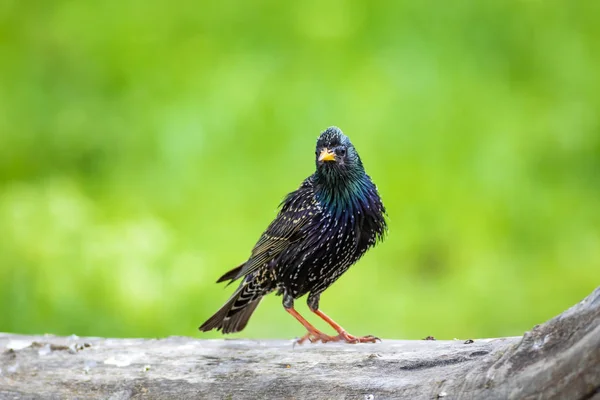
xmin=228 ymin=177 xmax=317 ymax=282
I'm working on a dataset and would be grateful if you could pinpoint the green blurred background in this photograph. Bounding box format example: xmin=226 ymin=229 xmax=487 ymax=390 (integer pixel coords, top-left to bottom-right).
xmin=1 ymin=1 xmax=599 ymax=340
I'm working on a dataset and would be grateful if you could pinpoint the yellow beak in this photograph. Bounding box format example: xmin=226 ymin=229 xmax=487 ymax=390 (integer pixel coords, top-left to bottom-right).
xmin=318 ymin=148 xmax=336 ymax=162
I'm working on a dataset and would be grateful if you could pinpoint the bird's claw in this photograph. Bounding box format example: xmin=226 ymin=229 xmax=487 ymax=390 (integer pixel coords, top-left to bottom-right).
xmin=297 ymin=330 xmax=334 ymax=344
xmin=296 ymin=331 xmax=380 ymax=344
xmin=334 ymin=331 xmax=380 ymax=344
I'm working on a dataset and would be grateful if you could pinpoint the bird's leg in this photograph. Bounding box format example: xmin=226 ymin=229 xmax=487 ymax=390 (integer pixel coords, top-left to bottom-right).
xmin=307 ymin=295 xmax=380 ymax=344
xmin=283 ymin=294 xmax=333 ymax=344
xmin=312 ymin=309 xmax=380 ymax=343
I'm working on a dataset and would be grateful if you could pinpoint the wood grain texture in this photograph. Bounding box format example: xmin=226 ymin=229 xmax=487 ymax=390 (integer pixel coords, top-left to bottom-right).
xmin=1 ymin=287 xmax=598 ymax=400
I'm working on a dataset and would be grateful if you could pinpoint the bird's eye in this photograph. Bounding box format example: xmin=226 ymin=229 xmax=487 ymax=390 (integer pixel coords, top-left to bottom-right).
xmin=338 ymin=148 xmax=346 ymax=157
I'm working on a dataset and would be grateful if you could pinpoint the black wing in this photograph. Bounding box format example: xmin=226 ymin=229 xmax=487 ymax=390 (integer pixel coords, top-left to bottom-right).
xmin=224 ymin=176 xmax=317 ymax=283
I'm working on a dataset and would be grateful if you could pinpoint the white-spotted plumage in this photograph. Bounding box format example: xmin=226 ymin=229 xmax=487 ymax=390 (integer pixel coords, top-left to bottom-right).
xmin=199 ymin=126 xmax=387 ymax=334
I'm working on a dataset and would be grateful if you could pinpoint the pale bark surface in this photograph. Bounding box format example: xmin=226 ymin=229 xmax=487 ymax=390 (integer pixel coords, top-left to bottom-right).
xmin=1 ymin=287 xmax=599 ymax=400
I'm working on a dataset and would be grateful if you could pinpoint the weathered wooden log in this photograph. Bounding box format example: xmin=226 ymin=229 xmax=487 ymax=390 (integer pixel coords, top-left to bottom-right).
xmin=1 ymin=287 xmax=599 ymax=400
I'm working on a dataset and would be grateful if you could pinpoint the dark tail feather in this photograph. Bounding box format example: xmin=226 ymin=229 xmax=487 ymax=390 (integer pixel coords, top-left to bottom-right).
xmin=199 ymin=286 xmax=262 ymax=334
xmin=216 ymin=263 xmax=245 ymax=285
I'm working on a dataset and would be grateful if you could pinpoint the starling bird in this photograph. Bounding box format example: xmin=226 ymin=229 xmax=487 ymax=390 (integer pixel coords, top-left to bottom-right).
xmin=199 ymin=126 xmax=387 ymax=343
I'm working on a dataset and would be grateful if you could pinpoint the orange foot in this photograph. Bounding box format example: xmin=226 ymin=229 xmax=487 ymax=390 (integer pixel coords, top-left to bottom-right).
xmin=335 ymin=331 xmax=380 ymax=344
xmin=297 ymin=330 xmax=380 ymax=344
xmin=297 ymin=330 xmax=336 ymax=344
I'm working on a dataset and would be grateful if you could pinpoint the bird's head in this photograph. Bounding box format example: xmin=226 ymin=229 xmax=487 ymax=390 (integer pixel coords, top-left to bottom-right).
xmin=315 ymin=127 xmax=364 ymax=180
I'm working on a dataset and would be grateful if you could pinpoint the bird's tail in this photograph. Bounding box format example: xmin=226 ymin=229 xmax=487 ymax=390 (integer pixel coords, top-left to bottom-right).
xmin=199 ymin=279 xmax=263 ymax=334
